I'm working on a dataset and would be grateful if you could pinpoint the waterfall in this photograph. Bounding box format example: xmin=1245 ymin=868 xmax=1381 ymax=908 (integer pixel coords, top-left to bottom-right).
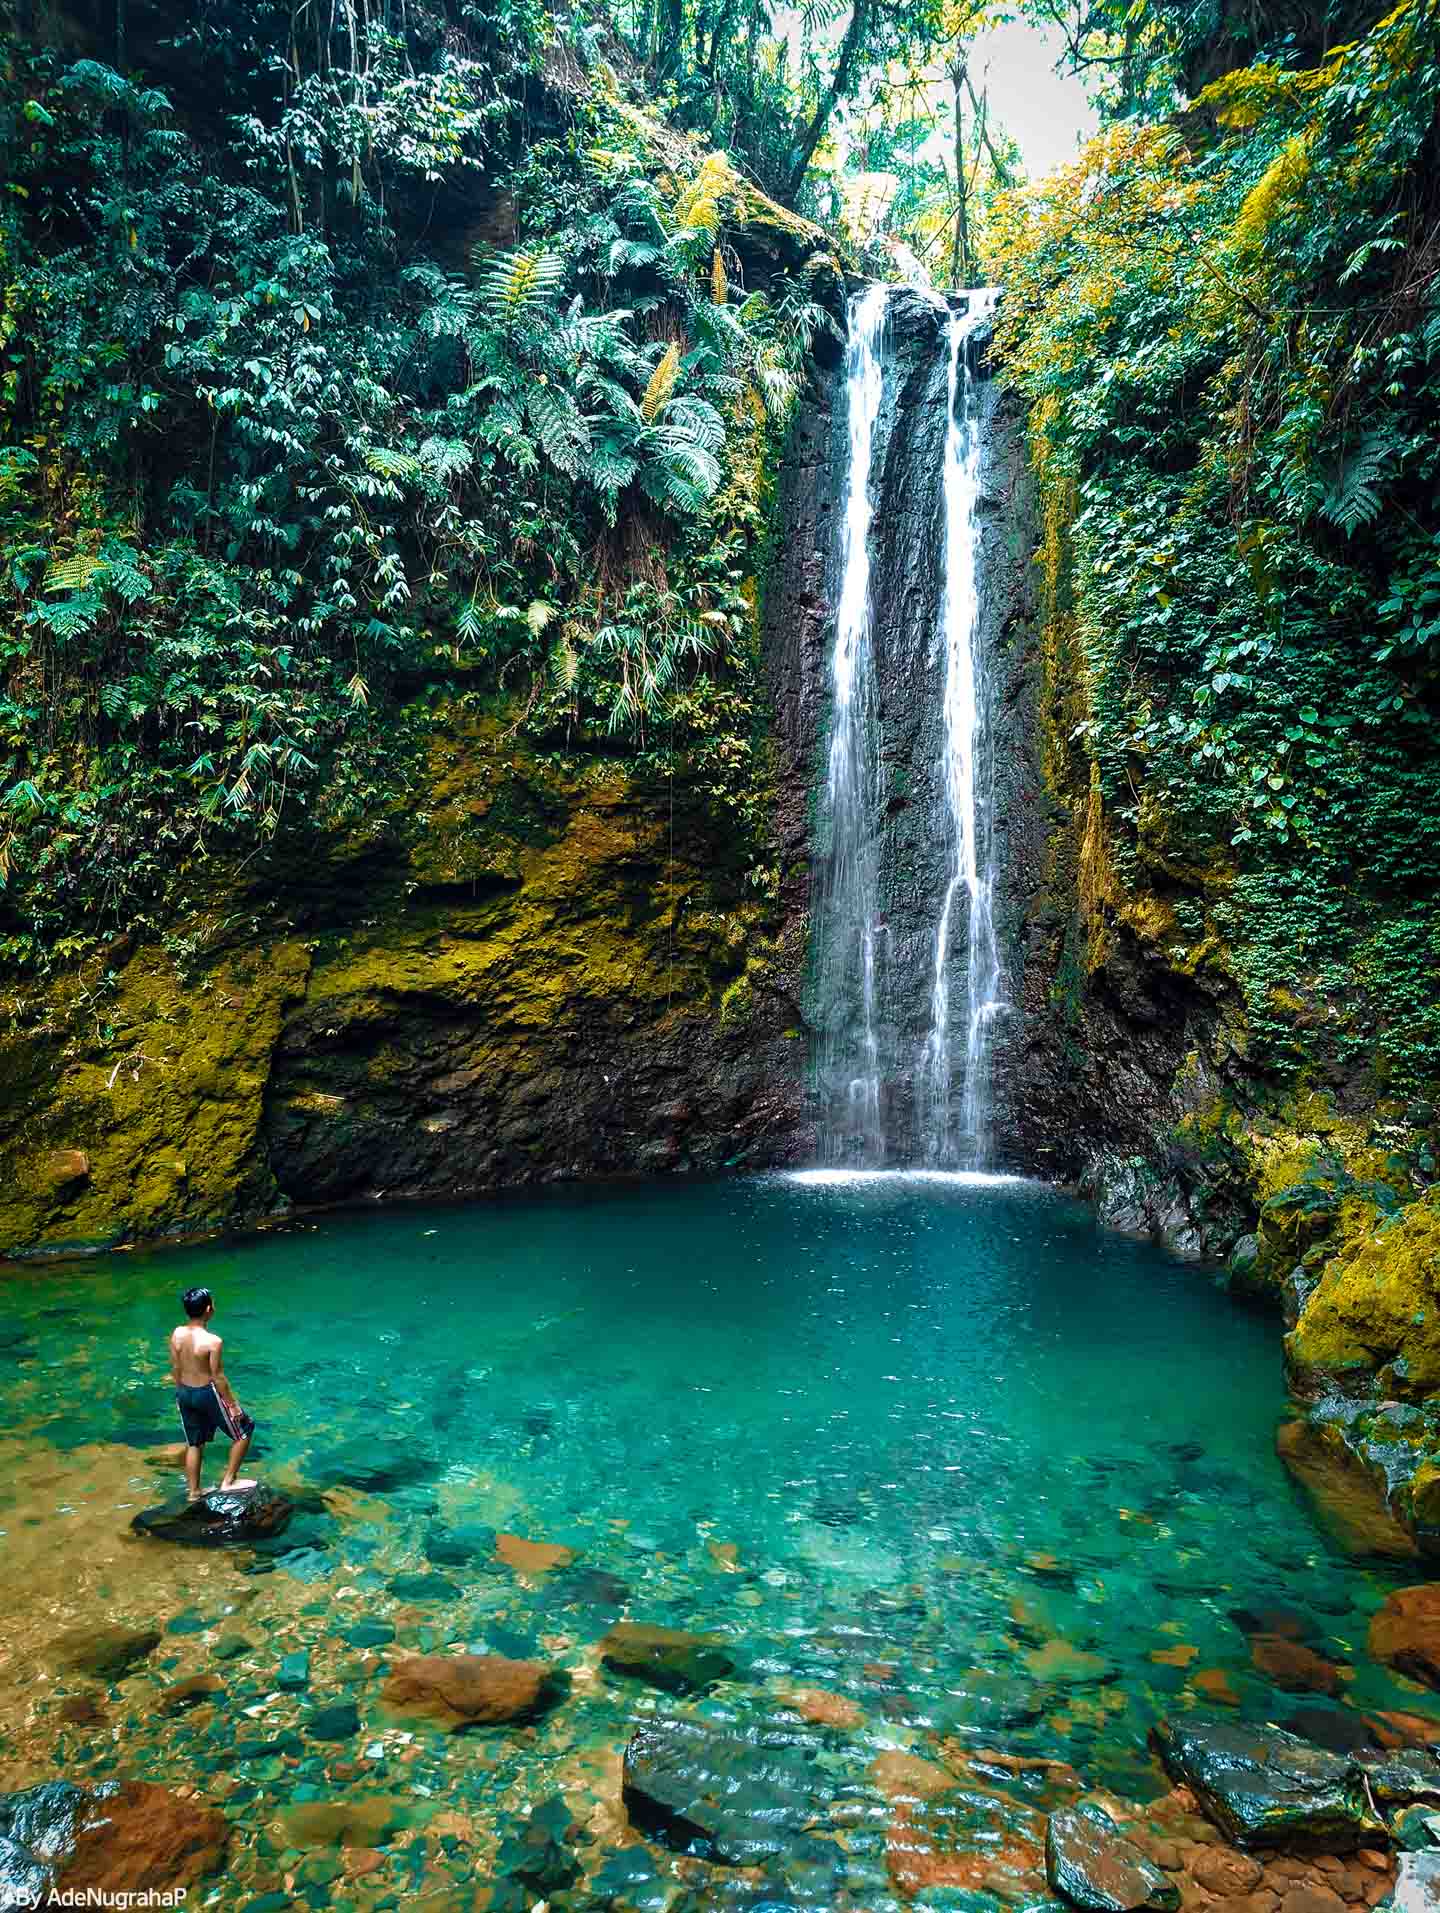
xmin=918 ymin=290 xmax=1002 ymax=1168
xmin=815 ymin=285 xmax=888 ymax=1165
xmin=812 ymin=283 xmax=1003 ymax=1170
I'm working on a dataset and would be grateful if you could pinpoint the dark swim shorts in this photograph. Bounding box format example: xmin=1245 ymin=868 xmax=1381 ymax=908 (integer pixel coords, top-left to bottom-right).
xmin=175 ymin=1383 xmax=253 ymax=1447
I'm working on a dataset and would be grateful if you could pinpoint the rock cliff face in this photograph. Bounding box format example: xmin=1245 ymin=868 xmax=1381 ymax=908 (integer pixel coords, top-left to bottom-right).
xmin=0 ymin=711 xmax=809 ymax=1256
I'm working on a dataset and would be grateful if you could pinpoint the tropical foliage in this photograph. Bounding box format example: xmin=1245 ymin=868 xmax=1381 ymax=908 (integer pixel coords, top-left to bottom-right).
xmin=991 ymin=0 xmax=1440 ymax=1086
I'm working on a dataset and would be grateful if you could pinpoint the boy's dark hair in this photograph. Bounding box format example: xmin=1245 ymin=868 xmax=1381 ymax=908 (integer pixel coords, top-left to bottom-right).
xmin=182 ymin=1287 xmax=214 ymax=1319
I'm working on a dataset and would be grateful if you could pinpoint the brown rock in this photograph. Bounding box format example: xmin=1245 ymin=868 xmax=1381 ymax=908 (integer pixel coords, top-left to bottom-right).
xmin=706 ymin=1540 xmax=740 ymax=1571
xmin=1249 ymin=1634 xmax=1343 ymax=1696
xmin=493 ymin=1532 xmax=576 ymax=1577
xmin=1275 ymin=1421 xmax=1418 ymax=1561
xmin=382 ymin=1653 xmax=553 ymax=1729
xmin=1192 ymin=1670 xmax=1242 ymax=1708
xmin=1356 ymin=1852 xmax=1391 ymax=1873
xmin=1192 ymin=1849 xmax=1265 ymax=1896
xmin=1148 ymin=1841 xmax=1185 ymax=1872
xmin=1230 ymin=1893 xmax=1280 ymax=1913
xmin=1369 ymin=1587 xmax=1440 ymax=1689
xmin=1152 ymin=1646 xmax=1201 ymax=1668
xmin=1312 ymin=1857 xmax=1345 ymax=1879
xmin=1278 ymin=1890 xmax=1344 ymax=1913
xmin=57 ymin=1694 xmax=107 ymax=1726
xmin=38 ymin=1148 xmax=90 ymax=1191
xmin=159 ymin=1673 xmax=223 ymax=1715
xmin=61 ymin=1782 xmax=227 ymax=1891
xmin=1364 ymin=1708 xmax=1440 ymax=1748
xmin=870 ymin=1751 xmax=958 ymax=1800
xmin=1361 ymin=1879 xmax=1391 ymax=1907
xmin=785 ymin=1686 xmax=864 ymax=1731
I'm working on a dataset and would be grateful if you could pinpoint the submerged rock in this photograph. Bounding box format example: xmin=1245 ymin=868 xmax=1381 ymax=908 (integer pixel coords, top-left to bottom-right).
xmin=1276 ymin=1420 xmax=1420 ymax=1562
xmin=1045 ymin=1804 xmax=1179 ymax=1911
xmin=621 ymin=1715 xmax=830 ymax=1866
xmin=600 ymin=1622 xmax=735 ymax=1695
xmin=0 ymin=1779 xmax=227 ymax=1900
xmin=381 ymin=1652 xmax=558 ymax=1729
xmin=131 ymin=1483 xmax=293 ymax=1547
xmin=1150 ymin=1718 xmax=1380 ymax=1849
xmin=1371 ymin=1588 xmax=1440 ymax=1690
xmin=51 ymin=1624 xmax=161 ymax=1680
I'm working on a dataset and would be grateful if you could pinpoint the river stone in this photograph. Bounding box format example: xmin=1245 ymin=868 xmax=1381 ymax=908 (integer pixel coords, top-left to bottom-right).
xmin=381 ymin=1652 xmax=556 ymax=1729
xmin=621 ymin=1714 xmax=831 ymax=1866
xmin=1150 ymin=1718 xmax=1380 ymax=1848
xmin=600 ymin=1622 xmax=735 ymax=1695
xmin=131 ymin=1484 xmax=293 ymax=1547
xmin=1371 ymin=1588 xmax=1440 ymax=1689
xmin=51 ymin=1624 xmax=161 ymax=1680
xmin=0 ymin=1779 xmax=228 ymax=1899
xmin=306 ymin=1701 xmax=361 ymax=1741
xmin=386 ymin=1571 xmax=460 ymax=1602
xmin=1045 ymin=1805 xmax=1179 ymax=1912
xmin=1390 ymin=1849 xmax=1440 ymax=1912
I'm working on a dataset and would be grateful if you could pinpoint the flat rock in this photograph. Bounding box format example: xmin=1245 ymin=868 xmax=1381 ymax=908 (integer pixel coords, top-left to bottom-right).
xmin=1150 ymin=1718 xmax=1380 ymax=1849
xmin=622 ymin=1714 xmax=832 ymax=1866
xmin=493 ymin=1531 xmax=575 ymax=1576
xmin=0 ymin=1780 xmax=227 ymax=1899
xmin=1251 ymin=1635 xmax=1344 ymax=1697
xmin=51 ymin=1624 xmax=161 ymax=1680
xmin=601 ymin=1623 xmax=735 ymax=1695
xmin=1371 ymin=1588 xmax=1440 ymax=1690
xmin=1046 ymin=1805 xmax=1179 ymax=1911
xmin=280 ymin=1798 xmax=409 ymax=1849
xmin=1357 ymin=1750 xmax=1440 ymax=1805
xmin=131 ymin=1484 xmax=293 ymax=1548
xmin=381 ymin=1653 xmax=556 ymax=1729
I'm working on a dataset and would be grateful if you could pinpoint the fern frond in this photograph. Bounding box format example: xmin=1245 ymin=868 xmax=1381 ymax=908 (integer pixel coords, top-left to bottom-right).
xmin=474 ymin=247 xmax=565 ymax=320
xmin=526 ymin=384 xmax=591 ymax=477
xmin=363 ymin=447 xmax=423 ymax=481
xmin=43 ymin=553 xmax=104 ymax=594
xmin=642 ymin=342 xmax=682 ymax=422
xmin=711 ymin=248 xmax=727 ymax=306
xmin=674 ymin=152 xmax=734 ymax=239
xmin=1320 ymin=429 xmax=1394 ymax=536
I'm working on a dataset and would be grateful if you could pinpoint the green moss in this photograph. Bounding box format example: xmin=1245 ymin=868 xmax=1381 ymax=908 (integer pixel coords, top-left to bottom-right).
xmin=1288 ymin=1186 xmax=1440 ymax=1394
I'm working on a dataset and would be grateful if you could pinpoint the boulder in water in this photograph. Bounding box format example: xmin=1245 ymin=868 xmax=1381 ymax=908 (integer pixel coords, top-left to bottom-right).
xmin=600 ymin=1622 xmax=735 ymax=1695
xmin=621 ymin=1714 xmax=831 ymax=1866
xmin=131 ymin=1483 xmax=293 ymax=1547
xmin=381 ymin=1652 xmax=558 ymax=1729
xmin=1371 ymin=1587 xmax=1440 ymax=1690
xmin=1150 ymin=1718 xmax=1381 ymax=1849
xmin=0 ymin=1779 xmax=227 ymax=1900
xmin=1045 ymin=1805 xmax=1179 ymax=1912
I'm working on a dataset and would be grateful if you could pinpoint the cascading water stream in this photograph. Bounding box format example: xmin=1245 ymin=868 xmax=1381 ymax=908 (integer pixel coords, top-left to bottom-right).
xmin=815 ymin=284 xmax=889 ymax=1166
xmin=919 ymin=290 xmax=1002 ymax=1169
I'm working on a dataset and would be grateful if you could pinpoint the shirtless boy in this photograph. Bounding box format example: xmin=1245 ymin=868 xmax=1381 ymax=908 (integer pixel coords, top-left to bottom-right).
xmin=170 ymin=1286 xmax=255 ymax=1500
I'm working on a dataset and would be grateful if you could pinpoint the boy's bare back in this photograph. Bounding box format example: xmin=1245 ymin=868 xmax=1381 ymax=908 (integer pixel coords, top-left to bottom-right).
xmin=170 ymin=1321 xmax=223 ymax=1387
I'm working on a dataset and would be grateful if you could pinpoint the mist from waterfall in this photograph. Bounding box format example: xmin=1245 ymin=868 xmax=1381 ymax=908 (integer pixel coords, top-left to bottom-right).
xmin=815 ymin=284 xmax=888 ymax=1165
xmin=918 ymin=290 xmax=1002 ymax=1168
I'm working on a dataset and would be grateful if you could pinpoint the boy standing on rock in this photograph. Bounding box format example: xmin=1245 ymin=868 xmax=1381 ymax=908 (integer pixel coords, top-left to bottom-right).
xmin=169 ymin=1286 xmax=255 ymax=1501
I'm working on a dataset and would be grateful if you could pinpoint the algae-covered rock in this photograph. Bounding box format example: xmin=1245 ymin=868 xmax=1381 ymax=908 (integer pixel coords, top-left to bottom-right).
xmin=1287 ymin=1189 xmax=1440 ymax=1398
xmin=1045 ymin=1804 xmax=1179 ymax=1911
xmin=1149 ymin=1717 xmax=1380 ymax=1849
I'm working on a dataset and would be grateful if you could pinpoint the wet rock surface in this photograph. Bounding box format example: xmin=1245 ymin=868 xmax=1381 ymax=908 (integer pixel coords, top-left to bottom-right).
xmin=1046 ymin=1803 xmax=1180 ymax=1911
xmin=1151 ymin=1718 xmax=1381 ymax=1848
xmin=50 ymin=1624 xmax=160 ymax=1680
xmin=131 ymin=1483 xmax=293 ymax=1547
xmin=621 ymin=1714 xmax=834 ymax=1866
xmin=0 ymin=1779 xmax=227 ymax=1900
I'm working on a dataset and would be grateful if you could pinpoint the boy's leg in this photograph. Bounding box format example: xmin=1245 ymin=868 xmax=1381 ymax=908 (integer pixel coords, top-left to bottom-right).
xmin=184 ymin=1444 xmax=203 ymax=1501
xmin=218 ymin=1431 xmax=251 ymax=1490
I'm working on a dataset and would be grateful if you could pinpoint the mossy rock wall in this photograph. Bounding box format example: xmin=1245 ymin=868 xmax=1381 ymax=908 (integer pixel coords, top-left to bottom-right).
xmin=0 ymin=707 xmax=807 ymax=1258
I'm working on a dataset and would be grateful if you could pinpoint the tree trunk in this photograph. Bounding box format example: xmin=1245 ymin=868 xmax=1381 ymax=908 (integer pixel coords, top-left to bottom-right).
xmin=950 ymin=56 xmax=971 ymax=289
xmin=784 ymin=0 xmax=868 ymax=204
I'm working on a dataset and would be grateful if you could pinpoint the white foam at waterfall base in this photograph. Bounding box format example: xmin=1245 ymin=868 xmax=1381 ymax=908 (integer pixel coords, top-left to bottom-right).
xmin=918 ymin=288 xmax=1003 ymax=1171
xmin=782 ymin=1168 xmax=1032 ymax=1189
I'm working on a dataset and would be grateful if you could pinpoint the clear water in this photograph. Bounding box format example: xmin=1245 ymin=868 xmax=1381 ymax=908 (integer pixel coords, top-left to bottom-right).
xmin=920 ymin=291 xmax=1002 ymax=1170
xmin=0 ymin=1177 xmax=1425 ymax=1905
